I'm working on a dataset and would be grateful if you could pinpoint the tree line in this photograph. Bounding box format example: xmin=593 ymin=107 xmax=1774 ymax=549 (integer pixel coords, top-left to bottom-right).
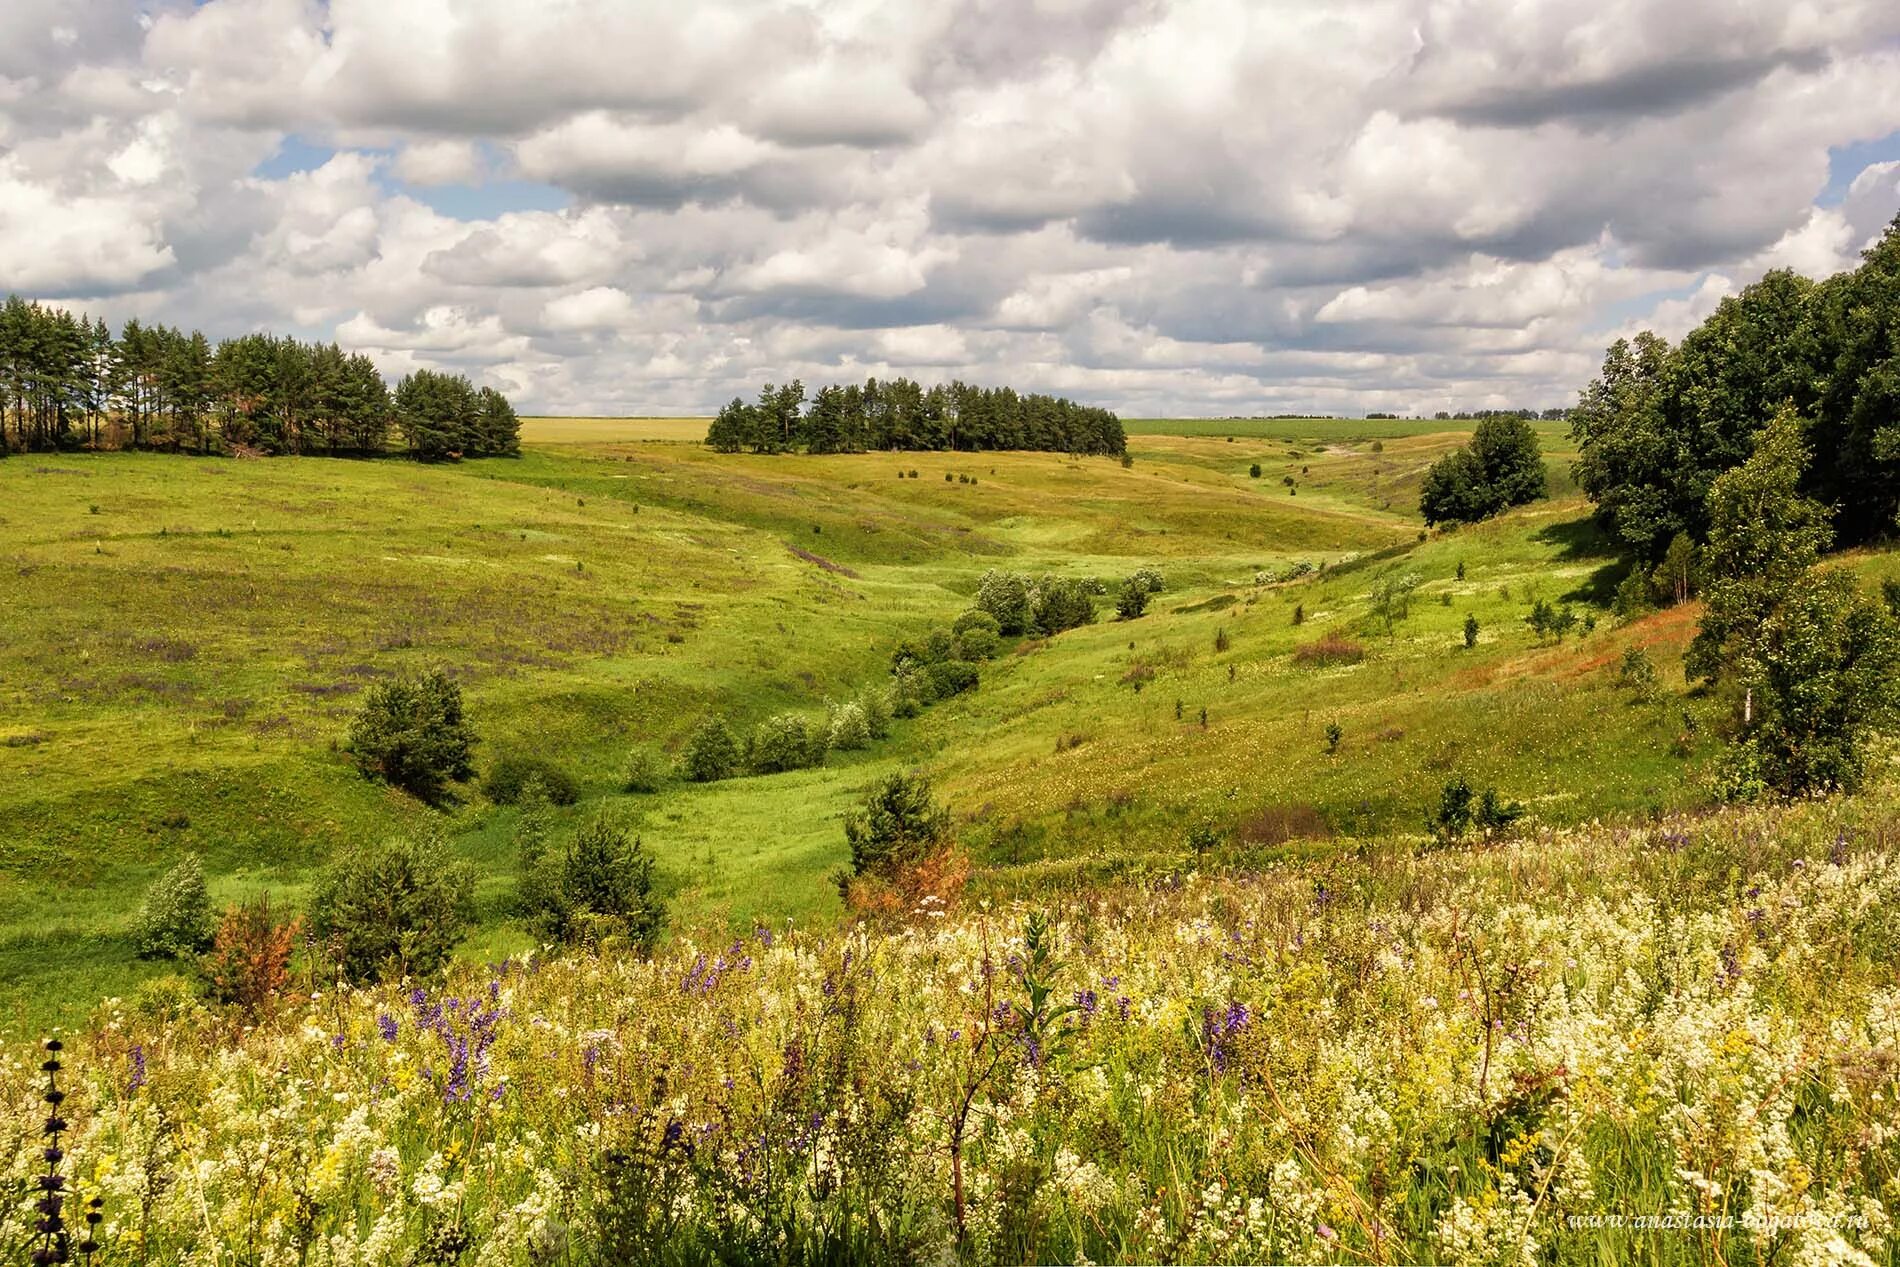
xmin=706 ymin=378 xmax=1126 ymax=456
xmin=1570 ymin=213 xmax=1900 ymax=562
xmin=0 ymin=295 xmax=520 ymax=460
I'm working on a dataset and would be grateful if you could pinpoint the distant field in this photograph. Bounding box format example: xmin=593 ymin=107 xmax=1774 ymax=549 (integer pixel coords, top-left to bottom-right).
xmin=1125 ymin=415 xmax=1570 ymax=441
xmin=520 ymin=415 xmax=707 ymax=443
xmin=0 ymin=419 xmax=1776 ymax=1031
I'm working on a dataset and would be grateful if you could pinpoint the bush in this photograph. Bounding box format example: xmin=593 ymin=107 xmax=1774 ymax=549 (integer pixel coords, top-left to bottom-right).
xmin=1293 ymin=633 xmax=1365 ymax=666
xmin=482 ymin=753 xmax=580 ymax=805
xmin=842 ymin=772 xmax=950 ymax=877
xmin=682 ymin=717 xmax=741 ymax=782
xmin=1616 ymin=646 xmax=1658 ymax=694
xmin=345 ymin=667 xmax=475 ymax=801
xmin=526 ymin=818 xmax=666 ymax=952
xmin=134 ymin=853 xmax=215 ymax=959
xmin=1463 ymin=613 xmax=1480 ymax=648
xmin=621 ymin=746 xmax=667 ymax=794
xmin=953 ymin=623 xmax=1001 ymax=660
xmin=827 ymin=700 xmax=872 ymax=751
xmin=1248 ymin=463 xmax=1261 ymax=478
xmin=1029 ymin=575 xmax=1096 ymax=634
xmin=201 ymin=895 xmax=301 ymax=1017
xmin=1367 ymin=571 xmax=1422 ymax=632
xmin=1115 ymin=576 xmax=1151 ymax=620
xmin=921 ymin=659 xmax=979 ymax=701
xmin=837 ymin=773 xmax=963 ymax=917
xmin=1128 ymin=566 xmax=1165 ymax=594
xmin=748 ymin=712 xmax=828 ymax=773
xmin=952 ymin=609 xmax=1001 ymax=639
xmin=1428 ymin=776 xmax=1524 ymax=844
xmin=860 ymin=687 xmax=893 ymax=739
xmin=975 ymin=569 xmax=1032 ymax=635
xmin=310 ymin=833 xmax=476 ymax=983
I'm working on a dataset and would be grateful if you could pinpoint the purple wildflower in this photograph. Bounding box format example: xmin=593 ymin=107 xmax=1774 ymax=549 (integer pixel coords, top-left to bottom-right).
xmin=377 ymin=1014 xmax=399 ymax=1043
xmin=127 ymin=1045 xmax=146 ymax=1095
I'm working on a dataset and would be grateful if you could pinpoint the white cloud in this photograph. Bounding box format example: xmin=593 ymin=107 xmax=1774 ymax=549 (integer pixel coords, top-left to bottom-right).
xmin=542 ymin=286 xmax=637 ymax=331
xmin=5 ymin=0 xmax=1899 ymax=414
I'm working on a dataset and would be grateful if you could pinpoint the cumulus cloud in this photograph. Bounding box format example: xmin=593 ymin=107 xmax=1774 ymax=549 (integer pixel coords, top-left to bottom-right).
xmin=8 ymin=0 xmax=1900 ymax=415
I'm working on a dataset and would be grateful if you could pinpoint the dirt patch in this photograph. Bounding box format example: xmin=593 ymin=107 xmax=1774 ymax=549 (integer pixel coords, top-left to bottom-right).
xmin=786 ymin=543 xmax=860 ymax=578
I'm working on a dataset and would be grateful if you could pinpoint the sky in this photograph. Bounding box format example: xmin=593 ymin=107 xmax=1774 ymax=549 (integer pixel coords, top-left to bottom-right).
xmin=3 ymin=1 xmax=1900 ymax=418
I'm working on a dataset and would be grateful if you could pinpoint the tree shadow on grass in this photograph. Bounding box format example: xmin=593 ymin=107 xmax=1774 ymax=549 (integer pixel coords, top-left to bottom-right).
xmin=1533 ymin=514 xmax=1630 ymax=606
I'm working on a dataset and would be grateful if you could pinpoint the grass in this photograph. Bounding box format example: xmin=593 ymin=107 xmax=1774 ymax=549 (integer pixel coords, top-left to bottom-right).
xmin=0 ymin=417 xmax=1869 ymax=1033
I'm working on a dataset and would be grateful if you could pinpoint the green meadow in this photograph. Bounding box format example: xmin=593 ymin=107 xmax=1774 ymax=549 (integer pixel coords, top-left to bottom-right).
xmin=0 ymin=419 xmax=1758 ymax=1030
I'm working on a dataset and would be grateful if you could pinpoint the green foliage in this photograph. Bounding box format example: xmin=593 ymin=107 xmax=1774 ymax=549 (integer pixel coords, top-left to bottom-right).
xmin=133 ymin=853 xmax=215 ymax=959
xmin=1739 ymin=567 xmax=1900 ymax=796
xmin=826 ymin=699 xmax=872 ymax=751
xmin=919 ymin=659 xmax=979 ymax=701
xmin=1114 ymin=575 xmax=1152 ymax=620
xmin=701 ymin=377 xmax=1125 ymax=456
xmin=953 ymin=623 xmax=1001 ymax=660
xmin=1687 ymin=409 xmax=1834 ymax=683
xmin=1428 ymin=776 xmax=1523 ymax=844
xmin=1248 ymin=463 xmax=1261 ymax=478
xmin=1324 ymin=721 xmax=1343 ymax=754
xmin=1419 ymin=416 xmax=1546 ymax=525
xmin=526 ymin=818 xmax=666 ymax=952
xmin=482 ymin=753 xmax=580 ymax=806
xmin=975 ymin=569 xmax=1032 ymax=635
xmin=842 ymin=772 xmax=952 ymax=880
xmin=311 ymin=833 xmax=476 ymax=983
xmin=1616 ymin=646 xmax=1659 ymax=695
xmin=1367 ymin=571 xmax=1422 ymax=632
xmin=747 ymin=712 xmax=828 ymax=774
xmin=345 ymin=667 xmax=476 ymax=802
xmin=1463 ymin=613 xmax=1479 ymax=648
xmin=394 ymin=368 xmax=518 ymax=460
xmin=1525 ymin=599 xmax=1578 ymax=643
xmin=1028 ymin=575 xmax=1096 ymax=635
xmin=621 ymin=747 xmax=667 ymax=794
xmin=681 ymin=717 xmax=741 ymax=783
xmin=1571 ymin=224 xmax=1900 ymax=558
xmin=1650 ymin=532 xmax=1699 ymax=605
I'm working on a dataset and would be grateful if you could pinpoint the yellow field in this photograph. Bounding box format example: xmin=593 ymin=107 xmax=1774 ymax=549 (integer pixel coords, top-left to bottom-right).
xmin=519 ymin=415 xmax=709 ymax=443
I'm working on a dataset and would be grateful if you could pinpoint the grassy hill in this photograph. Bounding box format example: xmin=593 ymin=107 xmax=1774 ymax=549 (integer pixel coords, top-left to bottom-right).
xmin=0 ymin=418 xmax=1786 ymax=1031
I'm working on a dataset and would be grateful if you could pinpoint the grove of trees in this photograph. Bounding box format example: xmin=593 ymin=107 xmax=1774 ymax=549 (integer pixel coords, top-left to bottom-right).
xmin=1418 ymin=415 xmax=1547 ymax=525
xmin=706 ymin=377 xmax=1125 ymax=456
xmin=1570 ymin=214 xmax=1900 ymax=561
xmin=0 ymin=295 xmax=519 ymax=459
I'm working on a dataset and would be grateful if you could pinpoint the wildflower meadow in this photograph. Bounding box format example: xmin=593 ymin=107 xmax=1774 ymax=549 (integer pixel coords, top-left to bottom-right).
xmin=8 ymin=796 xmax=1898 ymax=1265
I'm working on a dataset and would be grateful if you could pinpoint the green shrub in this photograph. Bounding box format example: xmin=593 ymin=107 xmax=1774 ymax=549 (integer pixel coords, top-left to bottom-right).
xmin=1428 ymin=776 xmax=1524 ymax=844
xmin=951 ymin=609 xmax=1000 ymax=638
xmin=682 ymin=717 xmax=741 ymax=782
xmin=1029 ymin=575 xmax=1096 ymax=634
xmin=921 ymin=659 xmax=979 ymax=701
xmin=311 ymin=833 xmax=476 ymax=983
xmin=1248 ymin=463 xmax=1261 ymax=478
xmin=1463 ymin=613 xmax=1479 ymax=648
xmin=1616 ymin=646 xmax=1658 ymax=694
xmin=953 ymin=623 xmax=1001 ymax=660
xmin=621 ymin=746 xmax=667 ymax=794
xmin=975 ymin=569 xmax=1032 ymax=635
xmin=526 ymin=818 xmax=666 ymax=952
xmin=482 ymin=753 xmax=579 ymax=805
xmin=860 ymin=687 xmax=893 ymax=739
xmin=842 ymin=772 xmax=951 ymax=880
xmin=748 ymin=712 xmax=827 ymax=773
xmin=344 ymin=667 xmax=475 ymax=801
xmin=1115 ymin=576 xmax=1152 ymax=620
xmin=134 ymin=853 xmax=215 ymax=959
xmin=827 ymin=700 xmax=872 ymax=751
